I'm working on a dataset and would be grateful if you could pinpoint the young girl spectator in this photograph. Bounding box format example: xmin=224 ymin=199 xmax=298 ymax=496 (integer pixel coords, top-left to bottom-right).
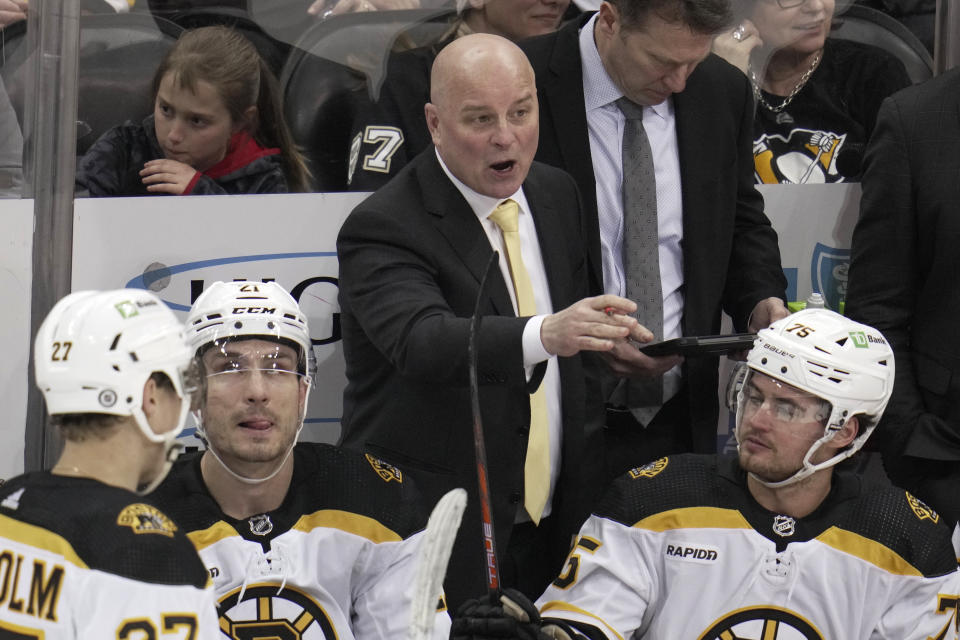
xmin=77 ymin=25 xmax=309 ymax=195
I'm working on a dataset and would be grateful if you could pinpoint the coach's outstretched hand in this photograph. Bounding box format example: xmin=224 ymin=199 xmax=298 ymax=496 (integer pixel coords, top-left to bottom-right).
xmin=451 ymin=588 xmax=557 ymax=640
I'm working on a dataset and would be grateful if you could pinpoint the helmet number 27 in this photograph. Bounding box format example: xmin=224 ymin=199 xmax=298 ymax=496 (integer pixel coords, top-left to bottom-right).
xmin=51 ymin=341 xmax=73 ymax=361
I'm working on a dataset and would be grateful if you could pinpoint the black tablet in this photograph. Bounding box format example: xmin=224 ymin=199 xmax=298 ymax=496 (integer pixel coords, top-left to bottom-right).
xmin=638 ymin=333 xmax=757 ymax=357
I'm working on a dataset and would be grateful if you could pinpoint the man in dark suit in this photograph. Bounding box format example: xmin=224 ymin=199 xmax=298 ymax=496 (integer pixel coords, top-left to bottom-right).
xmin=337 ymin=33 xmax=644 ymax=609
xmin=846 ymin=69 xmax=960 ymax=525
xmin=519 ymin=0 xmax=789 ymax=479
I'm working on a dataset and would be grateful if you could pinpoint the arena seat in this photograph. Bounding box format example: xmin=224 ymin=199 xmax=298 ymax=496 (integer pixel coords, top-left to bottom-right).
xmin=832 ymin=4 xmax=933 ymax=83
xmin=154 ymin=6 xmax=292 ymax=77
xmin=0 ymin=12 xmax=183 ymax=156
xmin=279 ymin=8 xmax=454 ymax=191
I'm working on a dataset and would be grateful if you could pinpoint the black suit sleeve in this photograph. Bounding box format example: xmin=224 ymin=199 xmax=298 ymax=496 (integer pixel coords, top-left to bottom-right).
xmin=722 ymin=70 xmax=788 ymax=329
xmin=337 ymin=200 xmax=531 ymax=388
xmin=846 ymin=95 xmax=957 ymax=461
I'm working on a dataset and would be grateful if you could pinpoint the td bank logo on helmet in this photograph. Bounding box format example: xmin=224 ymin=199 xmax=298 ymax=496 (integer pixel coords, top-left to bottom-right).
xmin=124 ymin=252 xmax=342 ymax=346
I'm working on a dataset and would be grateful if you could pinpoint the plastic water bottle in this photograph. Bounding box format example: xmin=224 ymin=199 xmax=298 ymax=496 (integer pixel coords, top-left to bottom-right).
xmin=806 ymin=292 xmax=826 ymax=309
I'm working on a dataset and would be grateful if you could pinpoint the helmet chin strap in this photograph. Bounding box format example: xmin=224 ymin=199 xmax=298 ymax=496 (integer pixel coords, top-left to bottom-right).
xmin=195 ymin=376 xmax=313 ymax=486
xmin=744 ymin=430 xmax=841 ymax=489
xmin=133 ymin=387 xmax=193 ymax=495
xmin=137 ymin=442 xmax=185 ymax=495
xmin=203 ymin=435 xmax=299 ymax=485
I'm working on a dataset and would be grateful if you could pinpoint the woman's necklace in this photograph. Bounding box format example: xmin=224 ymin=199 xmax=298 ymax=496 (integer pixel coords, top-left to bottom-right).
xmin=749 ymin=50 xmax=823 ymax=114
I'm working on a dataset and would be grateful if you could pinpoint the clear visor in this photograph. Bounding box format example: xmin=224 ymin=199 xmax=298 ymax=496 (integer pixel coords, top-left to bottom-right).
xmin=201 ymin=339 xmax=306 ymax=387
xmin=177 ymin=358 xmax=205 ymax=413
xmin=734 ymin=369 xmax=831 ymax=428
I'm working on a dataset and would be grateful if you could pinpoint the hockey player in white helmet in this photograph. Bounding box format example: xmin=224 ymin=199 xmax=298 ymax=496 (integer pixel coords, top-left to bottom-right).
xmin=149 ymin=280 xmax=452 ymax=640
xmin=452 ymin=308 xmax=960 ymax=640
xmin=0 ymin=289 xmax=219 ymax=640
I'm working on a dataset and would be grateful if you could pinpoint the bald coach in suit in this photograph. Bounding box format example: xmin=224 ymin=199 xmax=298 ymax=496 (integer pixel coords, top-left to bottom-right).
xmin=337 ymin=33 xmax=643 ymax=609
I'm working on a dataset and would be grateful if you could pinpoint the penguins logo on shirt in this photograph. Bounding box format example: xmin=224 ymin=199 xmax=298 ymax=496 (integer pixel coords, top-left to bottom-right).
xmin=218 ymin=583 xmax=338 ymax=640
xmin=753 ymin=129 xmax=847 ymax=184
xmin=116 ymin=504 xmax=178 ymax=537
xmin=698 ymin=606 xmax=824 ymax=639
xmin=906 ymin=492 xmax=940 ymax=524
xmin=628 ymin=457 xmax=668 ymax=480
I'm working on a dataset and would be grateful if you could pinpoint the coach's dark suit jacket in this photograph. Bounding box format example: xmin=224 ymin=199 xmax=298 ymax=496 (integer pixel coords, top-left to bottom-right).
xmin=519 ymin=16 xmax=787 ymax=452
xmin=846 ymin=69 xmax=960 ymax=515
xmin=336 ymin=149 xmax=602 ymax=609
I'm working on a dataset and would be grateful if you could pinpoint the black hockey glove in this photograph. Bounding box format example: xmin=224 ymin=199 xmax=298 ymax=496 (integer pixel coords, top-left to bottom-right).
xmin=450 ymin=588 xmax=563 ymax=640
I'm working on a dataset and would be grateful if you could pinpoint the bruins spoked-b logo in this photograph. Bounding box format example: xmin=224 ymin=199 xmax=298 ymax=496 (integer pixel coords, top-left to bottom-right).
xmin=698 ymin=606 xmax=824 ymax=640
xmin=218 ymin=584 xmax=338 ymax=640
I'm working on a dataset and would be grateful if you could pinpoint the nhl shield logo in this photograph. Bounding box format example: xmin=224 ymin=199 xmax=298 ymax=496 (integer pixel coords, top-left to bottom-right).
xmin=810 ymin=242 xmax=849 ymax=311
xmin=772 ymin=515 xmax=796 ymax=537
xmin=248 ymin=514 xmax=273 ymax=536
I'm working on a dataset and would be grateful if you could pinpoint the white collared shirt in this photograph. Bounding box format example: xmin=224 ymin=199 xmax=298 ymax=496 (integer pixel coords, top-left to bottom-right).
xmin=436 ymin=150 xmax=561 ymax=519
xmin=579 ymin=15 xmax=684 ymax=400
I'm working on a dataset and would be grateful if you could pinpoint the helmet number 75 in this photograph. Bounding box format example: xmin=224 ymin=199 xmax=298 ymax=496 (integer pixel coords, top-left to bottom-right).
xmin=784 ymin=323 xmax=815 ymax=338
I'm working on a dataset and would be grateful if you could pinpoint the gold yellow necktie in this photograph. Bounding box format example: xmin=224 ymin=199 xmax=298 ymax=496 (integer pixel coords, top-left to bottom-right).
xmin=488 ymin=198 xmax=550 ymax=524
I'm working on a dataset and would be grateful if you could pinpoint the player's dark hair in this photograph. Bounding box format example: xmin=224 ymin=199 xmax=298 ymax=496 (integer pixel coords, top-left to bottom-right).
xmin=152 ymin=25 xmax=311 ymax=192
xmin=52 ymin=372 xmax=175 ymax=441
xmin=609 ymin=0 xmax=733 ymax=35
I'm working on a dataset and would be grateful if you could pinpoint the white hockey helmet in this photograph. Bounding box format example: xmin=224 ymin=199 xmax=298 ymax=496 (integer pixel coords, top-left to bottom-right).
xmin=734 ymin=308 xmax=895 ymax=487
xmin=34 ymin=289 xmax=199 ymax=464
xmin=185 ymin=280 xmax=313 ymax=376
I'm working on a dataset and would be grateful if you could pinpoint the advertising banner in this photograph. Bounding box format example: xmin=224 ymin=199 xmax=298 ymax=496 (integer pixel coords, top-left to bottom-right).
xmin=0 ymin=200 xmax=33 ymax=478
xmin=72 ymin=192 xmax=367 ymax=449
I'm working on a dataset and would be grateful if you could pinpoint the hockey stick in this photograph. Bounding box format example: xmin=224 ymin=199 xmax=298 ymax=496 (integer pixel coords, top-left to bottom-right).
xmin=469 ymin=251 xmax=502 ymax=597
xmin=408 ymin=487 xmax=467 ymax=640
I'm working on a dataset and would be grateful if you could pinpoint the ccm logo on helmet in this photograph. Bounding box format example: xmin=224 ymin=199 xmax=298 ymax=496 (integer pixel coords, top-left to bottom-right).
xmin=232 ymin=306 xmax=277 ymax=314
xmin=665 ymin=544 xmax=719 ymax=563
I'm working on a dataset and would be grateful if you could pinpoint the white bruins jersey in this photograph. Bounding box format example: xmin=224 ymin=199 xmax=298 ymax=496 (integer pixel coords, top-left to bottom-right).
xmin=537 ymin=454 xmax=960 ymax=640
xmin=0 ymin=472 xmax=220 ymax=640
xmin=952 ymin=523 xmax=960 ymax=564
xmin=149 ymin=443 xmax=450 ymax=640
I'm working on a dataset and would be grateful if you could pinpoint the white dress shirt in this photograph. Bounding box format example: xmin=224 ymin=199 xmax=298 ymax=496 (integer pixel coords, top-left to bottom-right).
xmin=579 ymin=14 xmax=684 ymax=403
xmin=437 ymin=150 xmax=561 ymax=519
